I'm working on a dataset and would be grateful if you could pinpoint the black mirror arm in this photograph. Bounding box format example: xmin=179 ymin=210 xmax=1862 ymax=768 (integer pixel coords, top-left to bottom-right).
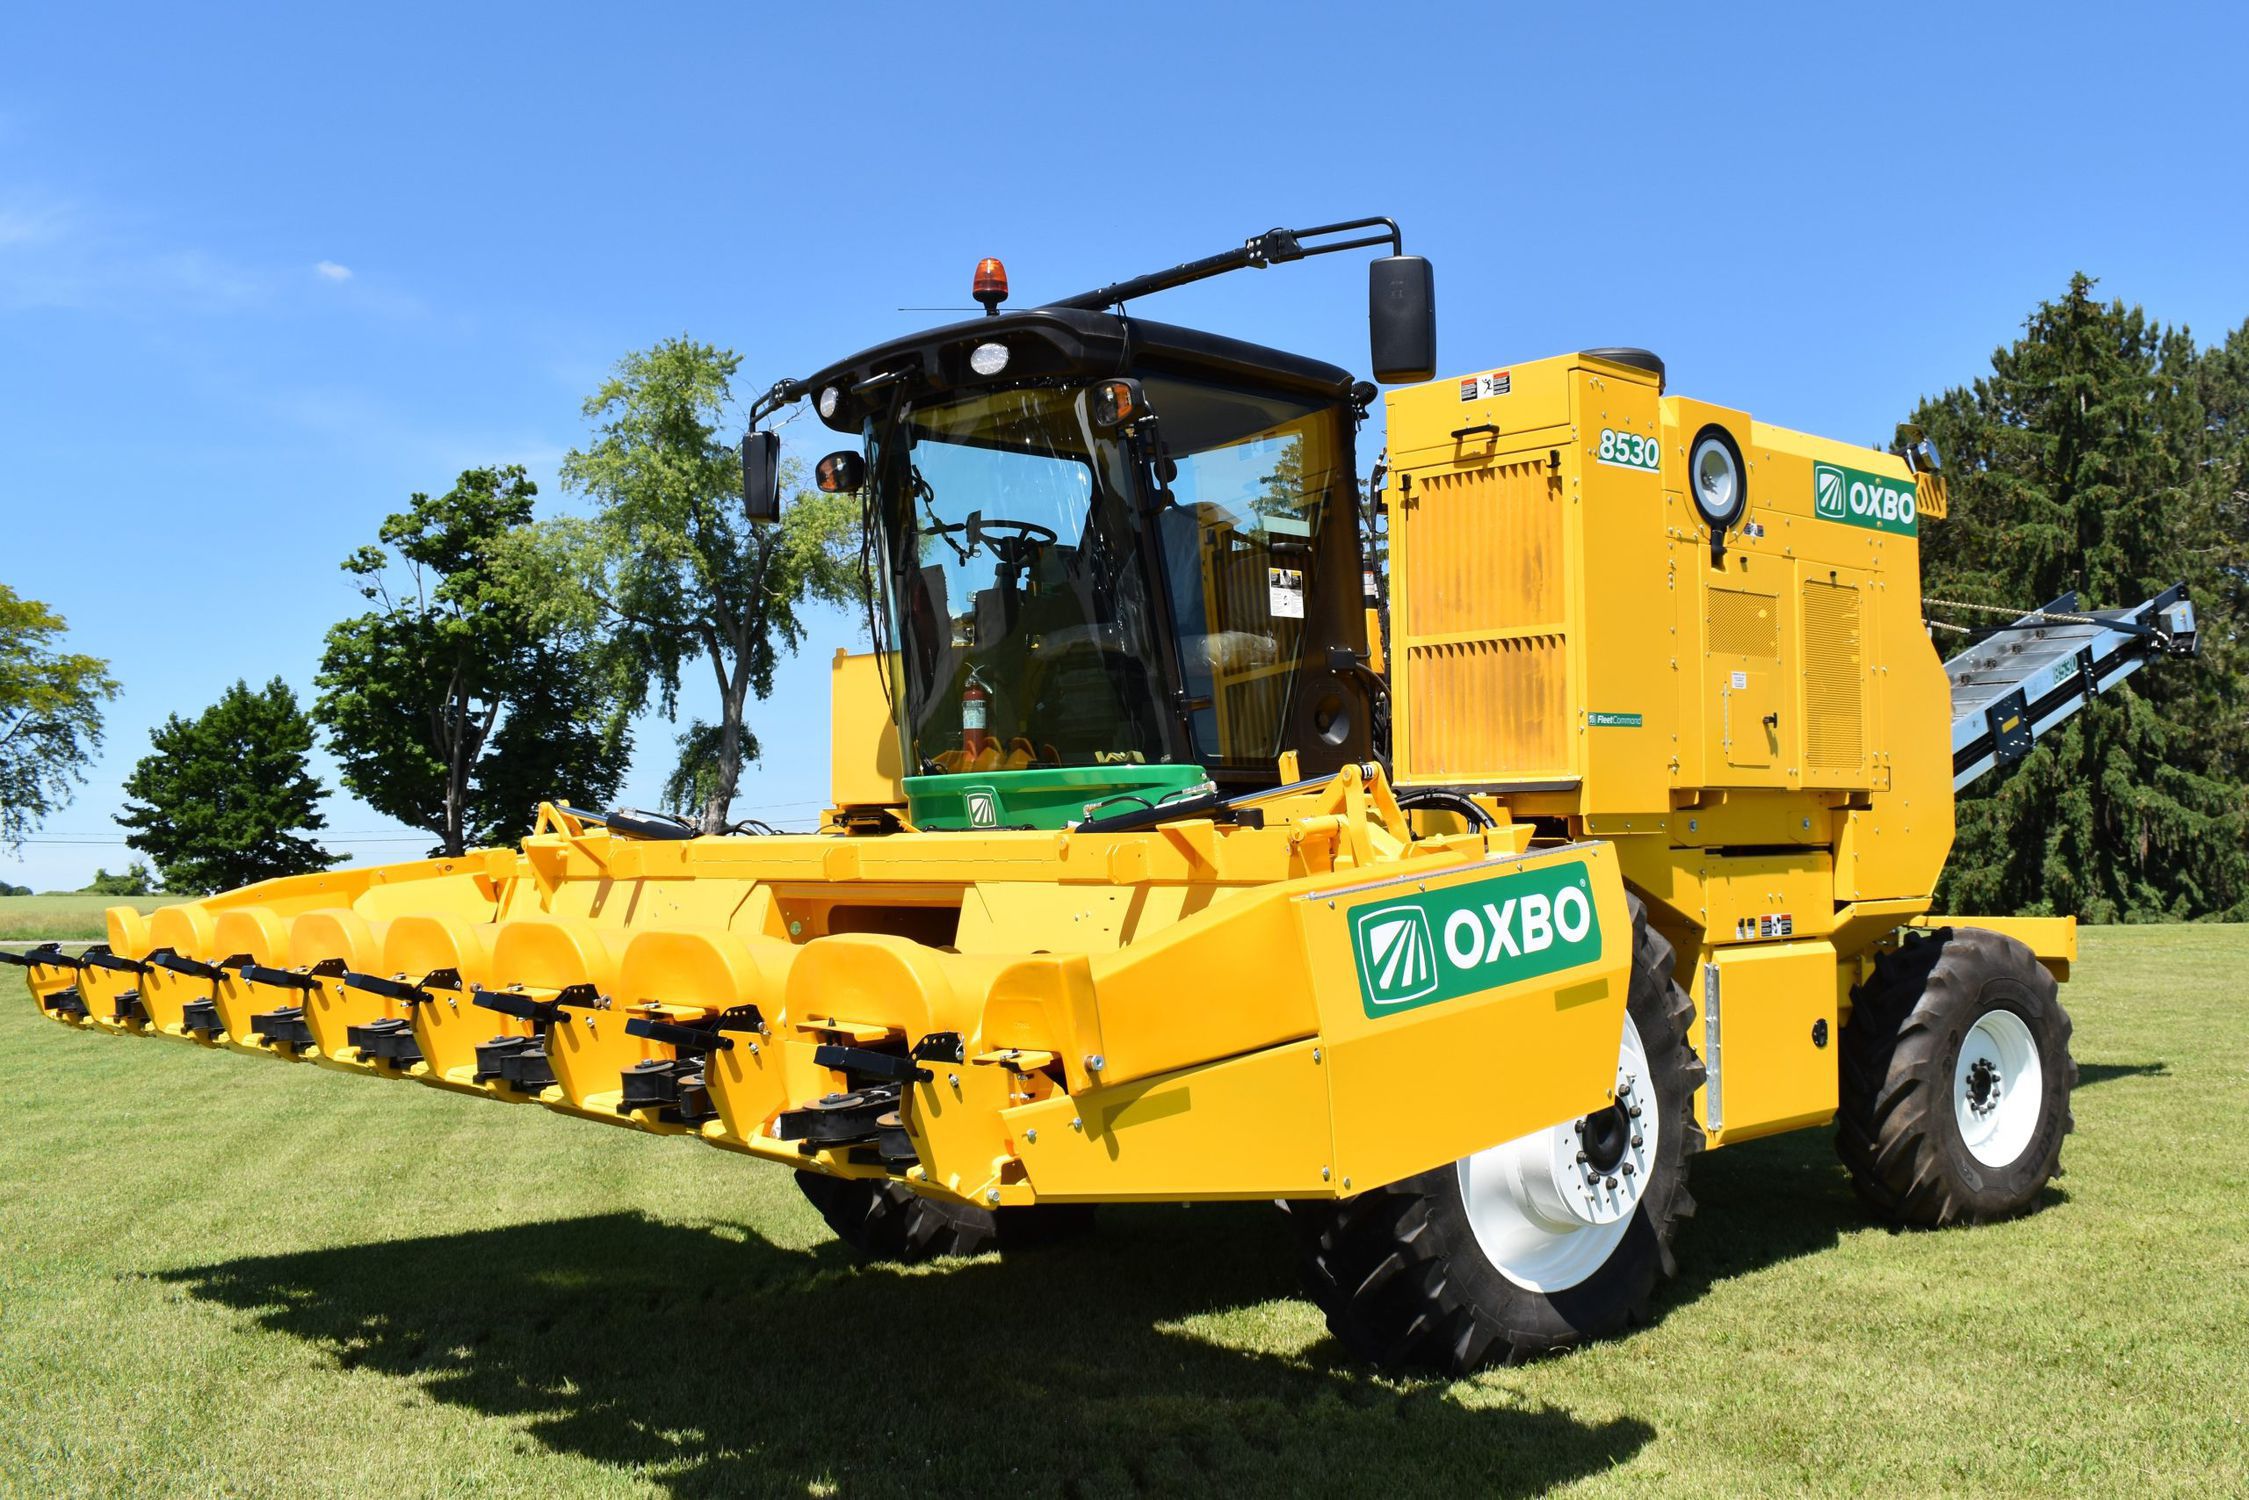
xmin=1044 ymin=218 xmax=1405 ymax=312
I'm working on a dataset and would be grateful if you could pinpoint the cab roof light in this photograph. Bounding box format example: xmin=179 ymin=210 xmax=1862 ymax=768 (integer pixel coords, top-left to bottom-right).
xmin=972 ymin=257 xmax=1009 ymax=316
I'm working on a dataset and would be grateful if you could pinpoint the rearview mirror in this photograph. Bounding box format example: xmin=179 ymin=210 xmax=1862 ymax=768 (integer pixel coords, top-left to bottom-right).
xmin=1087 ymin=378 xmax=1148 ymax=432
xmin=815 ymin=450 xmax=866 ymax=493
xmin=1369 ymin=255 xmax=1436 ymax=384
xmin=742 ymin=430 xmax=781 ymax=523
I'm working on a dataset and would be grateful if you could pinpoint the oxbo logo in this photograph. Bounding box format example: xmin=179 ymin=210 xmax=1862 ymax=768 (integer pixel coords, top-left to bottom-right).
xmin=1812 ymin=461 xmax=1918 ymax=537
xmin=1349 ymin=858 xmax=1604 ymax=1016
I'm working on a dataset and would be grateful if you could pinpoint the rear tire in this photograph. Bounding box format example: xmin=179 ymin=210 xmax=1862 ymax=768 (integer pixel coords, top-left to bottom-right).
xmin=1837 ymin=926 xmax=2076 ymax=1226
xmin=1290 ymin=898 xmax=1702 ymax=1373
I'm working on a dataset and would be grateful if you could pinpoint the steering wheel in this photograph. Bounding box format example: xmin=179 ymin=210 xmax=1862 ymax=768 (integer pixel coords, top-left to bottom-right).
xmin=969 ymin=515 xmax=1059 ymax=572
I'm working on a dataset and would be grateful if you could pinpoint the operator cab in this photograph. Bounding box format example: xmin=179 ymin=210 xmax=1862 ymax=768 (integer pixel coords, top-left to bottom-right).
xmin=758 ymin=221 xmax=1435 ymax=830
xmin=804 ymin=308 xmax=1373 ymax=827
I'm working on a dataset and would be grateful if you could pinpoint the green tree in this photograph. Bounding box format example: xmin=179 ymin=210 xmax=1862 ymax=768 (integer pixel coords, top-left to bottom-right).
xmin=116 ymin=678 xmax=338 ymax=894
xmin=1910 ymin=276 xmax=2248 ymax=920
xmin=0 ymin=584 xmax=119 ymax=849
xmin=82 ymin=861 xmax=154 ymax=896
xmin=315 ymin=466 xmax=633 ymax=856
xmin=534 ymin=338 xmax=860 ymax=833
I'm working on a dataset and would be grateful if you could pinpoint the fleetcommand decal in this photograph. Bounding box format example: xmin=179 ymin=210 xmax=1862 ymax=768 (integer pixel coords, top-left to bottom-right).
xmin=1349 ymin=859 xmax=1604 ymax=1017
xmin=1813 ymin=461 xmax=1919 ymax=536
xmin=1587 ymin=711 xmax=1643 ymax=727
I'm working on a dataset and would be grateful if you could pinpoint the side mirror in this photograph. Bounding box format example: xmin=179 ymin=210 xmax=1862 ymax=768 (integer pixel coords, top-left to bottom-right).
xmin=742 ymin=430 xmax=781 ymax=523
xmin=1369 ymin=255 xmax=1436 ymax=384
xmin=815 ymin=450 xmax=866 ymax=493
xmin=1087 ymin=378 xmax=1149 ymax=432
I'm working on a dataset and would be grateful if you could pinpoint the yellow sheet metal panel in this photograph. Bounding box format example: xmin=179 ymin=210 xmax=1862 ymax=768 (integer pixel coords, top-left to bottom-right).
xmin=1573 ymin=364 xmax=1673 ymax=813
xmin=1835 ymin=635 xmax=1955 ymax=901
xmin=205 ymin=907 xmax=292 ymax=1048
xmin=1697 ymin=939 xmax=1839 ymax=1146
xmin=1384 ymin=353 xmax=1580 ymax=468
xmin=1915 ymin=915 xmax=2077 ymax=980
xmin=1298 ymin=842 xmax=1634 ymax=1192
xmin=1007 ymin=1039 xmax=1335 ymax=1201
xmin=830 ymin=647 xmax=905 ymax=811
xmin=1084 ymin=885 xmax=1320 ymax=1084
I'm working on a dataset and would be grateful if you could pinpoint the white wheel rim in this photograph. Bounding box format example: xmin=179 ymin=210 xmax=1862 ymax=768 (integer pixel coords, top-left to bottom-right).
xmin=1457 ymin=1014 xmax=1656 ymax=1292
xmin=1954 ymin=1007 xmax=2042 ymax=1168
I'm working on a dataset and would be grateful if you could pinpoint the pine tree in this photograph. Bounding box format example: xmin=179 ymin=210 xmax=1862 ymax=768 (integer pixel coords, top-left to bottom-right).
xmin=1909 ymin=277 xmax=2248 ymax=920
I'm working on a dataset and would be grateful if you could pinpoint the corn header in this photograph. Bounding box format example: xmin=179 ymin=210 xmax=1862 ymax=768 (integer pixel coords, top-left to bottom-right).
xmin=11 ymin=220 xmax=2196 ymax=1371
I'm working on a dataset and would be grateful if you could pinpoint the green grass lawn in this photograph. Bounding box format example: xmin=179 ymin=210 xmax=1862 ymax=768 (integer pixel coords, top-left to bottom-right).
xmin=1 ymin=925 xmax=2242 ymax=1497
xmin=0 ymin=894 xmax=169 ymax=943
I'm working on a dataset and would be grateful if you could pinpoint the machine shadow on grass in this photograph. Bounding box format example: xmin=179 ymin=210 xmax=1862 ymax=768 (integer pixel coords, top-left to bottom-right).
xmin=162 ymin=1202 xmax=1651 ymax=1498
xmin=1659 ymin=1059 xmax=2163 ymax=1301
xmin=167 ymin=1066 xmax=2156 ymax=1497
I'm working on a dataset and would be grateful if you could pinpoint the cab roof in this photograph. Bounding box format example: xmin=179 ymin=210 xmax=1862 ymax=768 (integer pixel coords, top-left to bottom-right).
xmin=802 ymin=306 xmax=1356 ymax=434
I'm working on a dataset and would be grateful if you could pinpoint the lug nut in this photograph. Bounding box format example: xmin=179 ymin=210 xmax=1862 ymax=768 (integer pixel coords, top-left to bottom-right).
xmin=1631 ymin=1135 xmax=1643 ymax=1148
xmin=1621 ymin=1162 xmax=1635 ymax=1176
xmin=1576 ymin=1151 xmax=1588 ymax=1163
xmin=1627 ymin=1106 xmax=1642 ymax=1118
xmin=1605 ymin=1176 xmax=1618 ymax=1189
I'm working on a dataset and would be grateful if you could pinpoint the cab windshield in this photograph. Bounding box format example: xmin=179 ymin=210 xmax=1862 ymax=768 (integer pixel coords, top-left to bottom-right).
xmin=870 ymin=377 xmax=1350 ymax=778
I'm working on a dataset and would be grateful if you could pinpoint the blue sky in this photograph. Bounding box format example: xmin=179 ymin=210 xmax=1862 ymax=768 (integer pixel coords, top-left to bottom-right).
xmin=3 ymin=1 xmax=2244 ymax=892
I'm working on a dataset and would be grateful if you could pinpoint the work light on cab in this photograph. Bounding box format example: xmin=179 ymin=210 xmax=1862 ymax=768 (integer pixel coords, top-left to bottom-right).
xmin=972 ymin=256 xmax=1009 ymax=314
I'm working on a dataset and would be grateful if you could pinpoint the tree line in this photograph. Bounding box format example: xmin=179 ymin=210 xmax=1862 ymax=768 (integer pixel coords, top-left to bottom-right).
xmin=0 ymin=286 xmax=2243 ymax=916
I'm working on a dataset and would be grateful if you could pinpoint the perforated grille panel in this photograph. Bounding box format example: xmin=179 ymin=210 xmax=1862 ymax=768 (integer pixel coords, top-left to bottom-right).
xmin=1404 ymin=635 xmax=1570 ymax=778
xmin=1803 ymin=580 xmax=1864 ymax=777
xmin=1404 ymin=461 xmax=1561 ymax=633
xmin=1396 ymin=457 xmax=1572 ymax=781
xmin=1708 ymin=587 xmax=1779 ymax=657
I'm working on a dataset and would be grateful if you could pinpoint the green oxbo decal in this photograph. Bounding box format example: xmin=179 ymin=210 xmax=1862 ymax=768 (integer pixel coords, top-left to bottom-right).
xmin=1813 ymin=460 xmax=1919 ymax=537
xmin=1349 ymin=858 xmax=1604 ymax=1018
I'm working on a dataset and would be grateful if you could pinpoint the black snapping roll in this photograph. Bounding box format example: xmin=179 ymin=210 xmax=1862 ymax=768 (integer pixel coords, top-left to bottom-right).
xmin=674 ymin=1073 xmax=717 ymax=1126
xmin=874 ymin=1109 xmax=917 ymax=1166
xmin=346 ymin=1016 xmax=423 ymax=1066
xmin=250 ymin=1006 xmax=315 ymax=1047
xmin=472 ymin=1034 xmax=555 ymax=1091
xmin=773 ymin=1086 xmax=898 ymax=1144
xmin=40 ymin=985 xmax=90 ymax=1019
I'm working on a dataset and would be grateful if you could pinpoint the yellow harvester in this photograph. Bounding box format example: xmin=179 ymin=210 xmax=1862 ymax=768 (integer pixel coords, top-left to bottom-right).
xmin=12 ymin=222 xmax=2198 ymax=1371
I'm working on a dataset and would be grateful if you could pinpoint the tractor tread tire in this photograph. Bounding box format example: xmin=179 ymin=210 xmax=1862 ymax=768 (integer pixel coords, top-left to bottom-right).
xmin=1290 ymin=896 xmax=1701 ymax=1374
xmin=1836 ymin=926 xmax=2076 ymax=1228
xmin=795 ymin=1173 xmax=999 ymax=1262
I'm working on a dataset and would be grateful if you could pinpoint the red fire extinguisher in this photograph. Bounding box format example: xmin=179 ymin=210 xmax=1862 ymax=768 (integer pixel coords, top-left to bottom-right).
xmin=962 ymin=670 xmax=993 ymax=757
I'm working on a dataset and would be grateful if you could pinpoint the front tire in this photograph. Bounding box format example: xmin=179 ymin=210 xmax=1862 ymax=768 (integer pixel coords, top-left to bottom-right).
xmin=795 ymin=1173 xmax=999 ymax=1262
xmin=1291 ymin=898 xmax=1702 ymax=1373
xmin=1837 ymin=926 xmax=2076 ymax=1226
